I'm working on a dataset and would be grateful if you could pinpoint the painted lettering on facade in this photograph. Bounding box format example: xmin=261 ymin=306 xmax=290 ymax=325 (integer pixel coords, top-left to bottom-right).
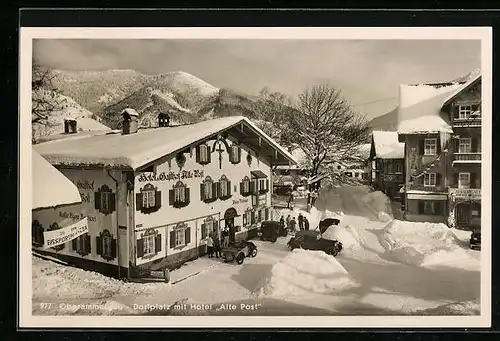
xmin=59 ymin=211 xmax=96 ymax=222
xmin=232 ymin=198 xmax=249 ymax=205
xmin=137 ymin=170 xmax=204 ymax=182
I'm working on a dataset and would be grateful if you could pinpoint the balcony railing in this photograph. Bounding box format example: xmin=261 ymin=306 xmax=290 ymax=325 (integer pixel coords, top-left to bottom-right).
xmin=453 ymin=153 xmax=481 ymax=162
xmin=448 ymin=187 xmax=481 ymax=200
xmin=382 ymin=173 xmax=404 ymax=183
xmin=452 ymin=117 xmax=481 ymax=127
xmin=407 ymin=184 xmax=446 ymax=193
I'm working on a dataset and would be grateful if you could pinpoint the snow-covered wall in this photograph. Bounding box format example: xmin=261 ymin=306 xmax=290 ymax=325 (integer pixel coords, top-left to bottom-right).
xmin=133 ymin=134 xmax=272 ymax=266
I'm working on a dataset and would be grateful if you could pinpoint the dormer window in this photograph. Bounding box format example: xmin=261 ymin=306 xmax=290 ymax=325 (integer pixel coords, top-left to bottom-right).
xmin=169 ymin=181 xmax=190 ymax=208
xmin=218 ymin=175 xmax=232 ymax=200
xmin=229 ymin=143 xmax=241 ymax=164
xmin=196 ymin=143 xmax=211 ymax=165
xmin=200 ymin=176 xmax=217 ymax=203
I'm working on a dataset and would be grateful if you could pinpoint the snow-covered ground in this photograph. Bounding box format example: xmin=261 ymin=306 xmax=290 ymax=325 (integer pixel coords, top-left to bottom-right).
xmin=32 ymin=185 xmax=481 ymax=316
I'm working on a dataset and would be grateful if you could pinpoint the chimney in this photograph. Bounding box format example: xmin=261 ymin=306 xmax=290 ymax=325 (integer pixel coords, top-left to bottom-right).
xmin=121 ymin=106 xmax=139 ymax=135
xmin=158 ymin=112 xmax=171 ymax=127
xmin=64 ymin=119 xmax=77 ymax=134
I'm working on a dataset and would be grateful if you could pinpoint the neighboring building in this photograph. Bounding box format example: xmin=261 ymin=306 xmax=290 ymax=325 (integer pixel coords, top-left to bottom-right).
xmin=397 ymin=72 xmax=482 ymax=226
xmin=32 ymin=114 xmax=296 ymax=279
xmin=369 ymin=131 xmax=405 ymax=201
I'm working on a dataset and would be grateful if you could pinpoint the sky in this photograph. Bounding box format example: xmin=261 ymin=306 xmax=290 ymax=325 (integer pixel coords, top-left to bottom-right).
xmin=33 ymin=39 xmax=481 ymax=119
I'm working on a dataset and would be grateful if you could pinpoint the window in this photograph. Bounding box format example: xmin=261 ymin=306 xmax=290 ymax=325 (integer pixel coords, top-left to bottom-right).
xmin=200 ymin=176 xmax=217 ymax=202
xmin=96 ymin=229 xmax=116 ymax=261
xmin=395 ymin=162 xmax=403 ymax=174
xmin=170 ymin=223 xmax=191 ymax=249
xmin=229 ymin=143 xmax=241 ymax=164
xmin=258 ymin=178 xmax=269 ymax=194
xmin=240 ymin=176 xmax=251 ymax=196
xmin=32 ymin=220 xmax=44 ymax=246
xmin=424 ymin=138 xmax=437 ymax=155
xmin=72 ymin=233 xmax=91 ymax=257
xmin=424 ymin=202 xmax=436 ymax=215
xmin=459 ymin=105 xmax=473 ymax=119
xmin=201 ymin=219 xmax=215 ymax=240
xmin=459 ymin=138 xmax=472 ymax=153
xmin=169 ymin=181 xmax=190 ymax=208
xmin=458 ymin=172 xmax=471 ymax=189
xmin=136 ymin=229 xmax=162 ymax=258
xmin=196 ymin=144 xmax=211 ymax=165
xmin=137 ymin=183 xmax=162 ymax=214
xmin=218 ymin=175 xmax=231 ymax=199
xmin=95 ymin=185 xmax=116 ymax=215
xmin=424 ymin=173 xmax=436 ymax=186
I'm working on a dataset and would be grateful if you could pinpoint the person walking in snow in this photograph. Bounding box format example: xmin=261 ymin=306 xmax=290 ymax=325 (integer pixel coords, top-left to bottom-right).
xmin=289 ymin=217 xmax=297 ymax=233
xmin=206 ymin=233 xmax=214 ymax=258
xmin=304 ymin=217 xmax=310 ymax=231
xmin=222 ymin=228 xmax=229 ymax=248
xmin=298 ymin=213 xmax=304 ymax=231
xmin=286 ymin=215 xmax=291 ymax=231
xmin=213 ymin=232 xmax=221 ymax=258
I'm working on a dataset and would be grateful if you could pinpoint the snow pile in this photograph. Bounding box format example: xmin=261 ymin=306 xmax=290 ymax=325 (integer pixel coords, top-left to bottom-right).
xmin=322 ymin=224 xmax=362 ymax=250
xmin=379 ymin=220 xmax=476 ymax=267
xmin=259 ymin=249 xmax=359 ymax=298
xmin=361 ymin=190 xmax=394 ymax=222
xmin=32 ymin=256 xmax=165 ymax=300
xmin=415 ymin=300 xmax=480 ymax=316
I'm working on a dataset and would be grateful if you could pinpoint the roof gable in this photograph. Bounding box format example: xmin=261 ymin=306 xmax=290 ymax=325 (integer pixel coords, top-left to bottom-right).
xmin=371 ymin=130 xmax=405 ymax=159
xmin=442 ymin=74 xmax=481 ymax=108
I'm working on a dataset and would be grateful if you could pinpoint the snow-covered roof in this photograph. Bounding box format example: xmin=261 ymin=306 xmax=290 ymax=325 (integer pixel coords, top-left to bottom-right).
xmin=121 ymin=108 xmax=139 ymax=117
xmin=397 ymin=83 xmax=462 ymax=134
xmin=34 ymin=116 xmax=297 ymax=170
xmin=356 ymin=143 xmax=372 ymax=160
xmin=32 ymin=149 xmax=81 ymax=210
xmin=372 ymin=131 xmax=405 ymax=159
xmin=442 ymin=73 xmax=481 ymax=107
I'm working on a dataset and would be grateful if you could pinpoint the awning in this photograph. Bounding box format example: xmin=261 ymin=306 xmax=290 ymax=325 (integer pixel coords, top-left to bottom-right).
xmin=251 ymin=170 xmax=268 ymax=178
xmin=33 ymin=149 xmax=81 ymax=210
xmin=407 ymin=193 xmax=448 ymax=201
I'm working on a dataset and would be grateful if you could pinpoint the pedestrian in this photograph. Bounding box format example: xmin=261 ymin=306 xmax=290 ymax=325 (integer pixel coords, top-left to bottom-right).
xmin=222 ymin=228 xmax=229 ymax=248
xmin=298 ymin=213 xmax=304 ymax=231
xmin=286 ymin=215 xmax=291 ymax=231
xmin=279 ymin=215 xmax=285 ymax=229
xmin=206 ymin=233 xmax=214 ymax=258
xmin=213 ymin=232 xmax=221 ymax=258
xmin=304 ymin=217 xmax=310 ymax=231
xmin=229 ymin=222 xmax=236 ymax=245
xmin=289 ymin=217 xmax=297 ymax=233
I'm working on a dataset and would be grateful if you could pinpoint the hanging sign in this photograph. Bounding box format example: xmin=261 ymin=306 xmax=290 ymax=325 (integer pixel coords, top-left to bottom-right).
xmin=43 ymin=217 xmax=89 ymax=249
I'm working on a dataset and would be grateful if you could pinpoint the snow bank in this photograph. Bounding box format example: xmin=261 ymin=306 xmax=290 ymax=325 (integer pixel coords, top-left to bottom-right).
xmin=379 ymin=220 xmax=477 ymax=268
xmin=259 ymin=249 xmax=359 ymax=298
xmin=322 ymin=224 xmax=362 ymax=250
xmin=32 ymin=256 xmax=165 ymax=300
xmin=361 ymin=191 xmax=394 ymax=222
xmin=415 ymin=300 xmax=480 ymax=316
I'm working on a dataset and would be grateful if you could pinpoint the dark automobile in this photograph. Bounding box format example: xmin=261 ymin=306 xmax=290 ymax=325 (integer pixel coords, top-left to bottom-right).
xmin=287 ymin=230 xmax=343 ymax=256
xmin=318 ymin=218 xmax=340 ymax=234
xmin=258 ymin=220 xmax=288 ymax=242
xmin=470 ymin=228 xmax=481 ymax=250
xmin=221 ymin=241 xmax=258 ymax=265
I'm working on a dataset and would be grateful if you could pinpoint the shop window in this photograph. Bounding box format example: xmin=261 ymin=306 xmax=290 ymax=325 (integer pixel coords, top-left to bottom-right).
xmin=240 ymin=176 xmax=251 ymax=197
xmin=96 ymin=229 xmax=116 ymax=261
xmin=32 ymin=220 xmax=44 ymax=247
xmin=169 ymin=181 xmax=190 ymax=208
xmin=200 ymin=176 xmax=217 ymax=203
xmin=170 ymin=222 xmax=191 ymax=249
xmin=136 ymin=228 xmax=162 ymax=258
xmin=136 ymin=183 xmax=162 ymax=214
xmin=229 ymin=143 xmax=241 ymax=164
xmin=218 ymin=175 xmax=232 ymax=200
xmin=95 ymin=185 xmax=116 ymax=215
xmin=418 ymin=201 xmax=443 ymax=216
xmin=72 ymin=233 xmax=91 ymax=257
xmin=48 ymin=222 xmax=65 ymax=251
xmin=424 ymin=138 xmax=437 ymax=156
xmin=196 ymin=143 xmax=211 ymax=165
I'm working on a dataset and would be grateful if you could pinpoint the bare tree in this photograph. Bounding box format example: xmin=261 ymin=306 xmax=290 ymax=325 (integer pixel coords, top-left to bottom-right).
xmin=288 ymin=84 xmax=370 ymax=184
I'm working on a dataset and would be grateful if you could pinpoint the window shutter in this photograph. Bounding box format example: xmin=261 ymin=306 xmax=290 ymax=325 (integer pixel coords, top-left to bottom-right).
xmin=72 ymin=237 xmax=77 ymax=251
xmin=227 ymin=181 xmax=232 ymax=195
xmin=207 ymin=147 xmax=212 ymax=163
xmin=454 ymin=173 xmax=459 ymax=186
xmin=453 ymin=105 xmax=459 ymax=119
xmin=418 ymin=201 xmax=425 ymax=214
xmin=212 ymin=182 xmax=218 ymax=199
xmin=185 ymin=188 xmax=190 ymax=204
xmin=185 ymin=227 xmax=191 ymax=245
xmin=265 ymin=207 xmax=269 ymax=220
xmin=111 ymin=238 xmax=117 ymax=259
xmin=436 ymin=138 xmax=441 ymax=154
xmin=201 ymin=223 xmax=207 ymax=239
xmin=155 ymin=190 xmax=162 ymax=208
xmin=85 ymin=234 xmax=91 ymax=252
xmin=266 ymin=179 xmax=269 ymax=191
xmin=237 ymin=146 xmax=241 ymax=163
xmin=169 ymin=189 xmax=174 ymax=205
xmin=136 ymin=193 xmax=143 ymax=211
xmin=251 ymin=211 xmax=256 ymax=224
xmin=250 ymin=181 xmax=255 ymax=194
xmin=155 ymin=234 xmax=162 ymax=253
xmin=470 ymin=173 xmax=477 ymax=188
xmin=96 ymin=236 xmax=103 ymax=255
xmin=110 ymin=193 xmax=116 ymax=213
xmin=419 ymin=139 xmax=425 ymax=155
xmin=136 ymin=238 xmax=144 ymax=258
xmin=240 ymin=182 xmax=244 ymax=195
xmin=196 ymin=145 xmax=201 ymax=163
xmin=436 ymin=173 xmax=441 ymax=186
xmin=200 ymin=183 xmax=205 ymax=201
xmin=471 ymin=138 xmax=478 ymax=152
xmin=169 ymin=231 xmax=175 ymax=249
xmin=94 ymin=192 xmax=101 ymax=210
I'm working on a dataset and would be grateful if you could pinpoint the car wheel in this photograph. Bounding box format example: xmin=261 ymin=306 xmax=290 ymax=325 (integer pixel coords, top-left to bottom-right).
xmin=251 ymin=248 xmax=258 ymax=257
xmin=236 ymin=253 xmax=245 ymax=265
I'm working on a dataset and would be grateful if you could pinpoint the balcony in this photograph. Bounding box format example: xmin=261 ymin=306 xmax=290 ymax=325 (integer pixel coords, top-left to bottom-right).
xmin=448 ymin=187 xmax=481 ymax=201
xmin=382 ymin=173 xmax=404 ymax=183
xmin=452 ymin=117 xmax=481 ymax=128
xmin=453 ymin=152 xmax=481 ymax=163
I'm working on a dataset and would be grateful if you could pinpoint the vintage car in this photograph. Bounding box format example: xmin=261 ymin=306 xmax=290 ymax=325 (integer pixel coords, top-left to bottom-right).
xmin=221 ymin=241 xmax=258 ymax=265
xmin=287 ymin=230 xmax=343 ymax=256
xmin=470 ymin=227 xmax=481 ymax=250
xmin=258 ymin=220 xmax=288 ymax=242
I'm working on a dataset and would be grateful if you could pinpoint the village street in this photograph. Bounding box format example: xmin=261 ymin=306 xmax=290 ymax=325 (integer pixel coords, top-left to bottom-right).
xmin=32 ymin=186 xmax=480 ymax=316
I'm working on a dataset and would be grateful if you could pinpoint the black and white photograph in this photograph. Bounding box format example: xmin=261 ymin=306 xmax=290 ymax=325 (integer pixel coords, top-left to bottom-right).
xmin=20 ymin=27 xmax=491 ymax=328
